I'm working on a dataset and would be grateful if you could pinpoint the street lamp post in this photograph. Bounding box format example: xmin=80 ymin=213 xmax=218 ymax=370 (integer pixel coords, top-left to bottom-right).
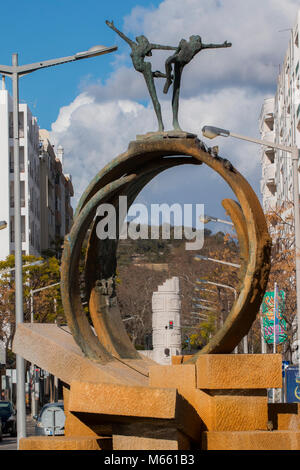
xmin=194 ymin=253 xmax=242 ymax=346
xmin=194 ymin=287 xmax=217 ymax=295
xmin=0 ymin=43 xmax=117 ymax=446
xmin=202 ymin=125 xmax=300 ymax=369
xmin=194 ymin=254 xmax=241 ymax=269
xmin=29 ymin=282 xmax=60 ymax=416
xmin=199 ymin=214 xmax=234 ymax=226
xmin=196 ymin=278 xmax=242 ymax=353
xmin=193 ymin=304 xmax=217 ymax=312
xmin=196 ymin=278 xmax=237 ymax=299
xmin=191 ymin=313 xmax=209 ymax=319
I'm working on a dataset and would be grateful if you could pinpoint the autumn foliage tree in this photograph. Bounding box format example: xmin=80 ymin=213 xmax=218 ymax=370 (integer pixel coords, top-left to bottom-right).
xmin=115 ymin=227 xmax=239 ymax=351
xmin=0 ymin=254 xmax=63 ymax=365
xmin=178 ymin=230 xmax=242 ymax=351
xmin=263 ymin=202 xmax=296 ymax=361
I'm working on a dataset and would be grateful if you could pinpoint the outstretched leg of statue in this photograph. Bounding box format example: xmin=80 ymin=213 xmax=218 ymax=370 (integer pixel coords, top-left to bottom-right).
xmin=143 ymin=63 xmax=164 ymax=132
xmin=172 ymin=63 xmax=183 ymax=131
xmin=152 ymin=70 xmax=167 ymax=78
xmin=163 ymin=56 xmax=175 ymax=94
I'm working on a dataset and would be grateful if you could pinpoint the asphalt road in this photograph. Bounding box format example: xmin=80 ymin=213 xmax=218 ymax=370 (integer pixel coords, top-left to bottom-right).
xmin=0 ymin=436 xmax=17 ymax=450
xmin=0 ymin=415 xmax=36 ymax=450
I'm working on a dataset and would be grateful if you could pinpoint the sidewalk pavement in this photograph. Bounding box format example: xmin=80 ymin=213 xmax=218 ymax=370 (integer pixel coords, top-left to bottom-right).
xmin=26 ymin=414 xmax=36 ymax=436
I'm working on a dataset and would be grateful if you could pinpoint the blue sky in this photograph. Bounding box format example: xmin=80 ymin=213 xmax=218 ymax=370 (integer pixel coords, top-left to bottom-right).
xmin=1 ymin=0 xmax=300 ymax=229
xmin=0 ymin=0 xmax=161 ymax=128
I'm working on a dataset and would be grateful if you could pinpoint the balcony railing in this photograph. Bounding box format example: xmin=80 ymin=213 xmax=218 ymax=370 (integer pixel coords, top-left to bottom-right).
xmin=264 ymin=164 xmax=276 ymax=192
xmin=10 ymin=197 xmax=26 ymax=208
xmin=10 ymin=232 xmax=26 ymax=243
xmin=10 ymin=161 xmax=25 ymax=173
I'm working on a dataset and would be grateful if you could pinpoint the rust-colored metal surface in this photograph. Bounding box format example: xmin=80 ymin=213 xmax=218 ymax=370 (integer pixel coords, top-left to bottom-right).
xmin=60 ymin=134 xmax=271 ymax=364
xmin=221 ymin=198 xmax=249 ymax=282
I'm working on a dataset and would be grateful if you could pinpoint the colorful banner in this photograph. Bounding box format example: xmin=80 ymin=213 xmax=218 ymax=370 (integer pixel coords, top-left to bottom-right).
xmin=261 ymin=289 xmax=287 ymax=345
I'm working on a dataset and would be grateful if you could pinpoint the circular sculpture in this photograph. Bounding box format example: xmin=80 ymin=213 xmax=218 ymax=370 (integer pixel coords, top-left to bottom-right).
xmin=60 ymin=134 xmax=271 ymax=365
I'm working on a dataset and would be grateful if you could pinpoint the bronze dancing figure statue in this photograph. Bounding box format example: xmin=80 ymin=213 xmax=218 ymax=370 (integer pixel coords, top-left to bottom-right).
xmin=163 ymin=35 xmax=232 ymax=130
xmin=106 ymin=20 xmax=176 ymax=132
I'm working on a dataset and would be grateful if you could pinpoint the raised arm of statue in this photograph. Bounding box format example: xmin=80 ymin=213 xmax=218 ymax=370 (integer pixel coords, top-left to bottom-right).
xmin=105 ymin=20 xmax=135 ymax=48
xmin=202 ymin=40 xmax=232 ymax=49
xmin=150 ymin=44 xmax=178 ymax=51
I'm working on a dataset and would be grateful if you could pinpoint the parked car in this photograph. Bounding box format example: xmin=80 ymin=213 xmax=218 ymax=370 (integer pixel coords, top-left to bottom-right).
xmin=0 ymin=417 xmax=2 ymax=442
xmin=33 ymin=401 xmax=65 ymax=436
xmin=0 ymin=401 xmax=17 ymax=436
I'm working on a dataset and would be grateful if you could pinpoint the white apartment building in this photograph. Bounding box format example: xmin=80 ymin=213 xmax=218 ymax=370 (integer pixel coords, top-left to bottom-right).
xmin=260 ymin=10 xmax=300 ymax=215
xmin=0 ymin=86 xmax=41 ymax=259
xmin=39 ymin=130 xmax=73 ymax=257
xmin=0 ymin=87 xmax=73 ymax=261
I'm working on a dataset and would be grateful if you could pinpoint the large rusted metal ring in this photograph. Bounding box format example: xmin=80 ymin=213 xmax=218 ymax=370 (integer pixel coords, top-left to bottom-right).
xmin=60 ymin=135 xmax=271 ymax=364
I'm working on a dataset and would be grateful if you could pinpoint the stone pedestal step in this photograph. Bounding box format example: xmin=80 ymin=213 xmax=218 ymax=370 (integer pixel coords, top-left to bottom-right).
xmin=150 ymin=363 xmax=270 ymax=431
xmin=68 ymin=381 xmax=202 ymax=443
xmin=268 ymin=403 xmax=300 ymax=430
xmin=12 ymin=323 xmax=151 ymax=387
xmin=195 ymin=354 xmax=282 ymax=389
xmin=19 ymin=436 xmax=112 ymax=450
xmin=202 ymin=430 xmax=300 ymax=450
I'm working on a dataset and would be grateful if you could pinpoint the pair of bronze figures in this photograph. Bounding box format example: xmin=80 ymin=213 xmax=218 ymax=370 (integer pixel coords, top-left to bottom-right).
xmin=106 ymin=20 xmax=232 ymax=132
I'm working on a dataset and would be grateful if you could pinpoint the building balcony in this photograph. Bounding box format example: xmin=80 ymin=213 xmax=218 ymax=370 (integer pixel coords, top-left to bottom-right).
xmin=264 ymin=146 xmax=275 ymax=163
xmin=263 ymin=195 xmax=277 ymax=212
xmin=259 ymin=99 xmax=274 ymax=132
xmin=263 ymin=98 xmax=275 ymax=116
xmin=260 ymin=98 xmax=274 ymax=123
xmin=261 ymin=131 xmax=275 ymax=161
xmin=263 ymin=130 xmax=274 ymax=143
xmin=264 ymin=163 xmax=276 ymax=191
xmin=10 ymin=232 xmax=26 ymax=243
xmin=10 ymin=197 xmax=26 ymax=208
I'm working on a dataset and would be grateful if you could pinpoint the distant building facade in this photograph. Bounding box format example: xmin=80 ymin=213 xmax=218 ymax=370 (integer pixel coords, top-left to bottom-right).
xmin=39 ymin=130 xmax=73 ymax=257
xmin=140 ymin=277 xmax=182 ymax=365
xmin=260 ymin=10 xmax=300 ymax=216
xmin=0 ymin=86 xmax=73 ymax=261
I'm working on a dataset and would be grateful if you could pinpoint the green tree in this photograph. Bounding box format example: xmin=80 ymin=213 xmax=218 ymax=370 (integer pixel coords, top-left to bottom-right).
xmin=0 ymin=254 xmax=64 ymax=365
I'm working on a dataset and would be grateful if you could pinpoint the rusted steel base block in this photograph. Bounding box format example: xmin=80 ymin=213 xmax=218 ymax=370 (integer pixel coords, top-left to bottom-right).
xmin=19 ymin=436 xmax=112 ymax=451
xmin=67 ymin=381 xmax=202 ymax=444
xmin=149 ymin=354 xmax=283 ymax=432
xmin=202 ymin=431 xmax=300 ymax=451
xmin=112 ymin=423 xmax=192 ymax=450
xmin=268 ymin=403 xmax=300 ymax=431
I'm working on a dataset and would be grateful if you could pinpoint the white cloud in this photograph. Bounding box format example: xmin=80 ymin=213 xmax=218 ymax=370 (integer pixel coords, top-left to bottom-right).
xmin=50 ymin=86 xmax=266 ymax=209
xmin=50 ymin=0 xmax=299 ymax=220
xmin=123 ymin=0 xmax=299 ymax=93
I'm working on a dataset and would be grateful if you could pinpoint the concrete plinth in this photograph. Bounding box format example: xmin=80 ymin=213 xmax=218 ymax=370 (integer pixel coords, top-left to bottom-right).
xmin=13 ymin=324 xmax=299 ymax=450
xmin=268 ymin=403 xmax=300 ymax=430
xmin=149 ymin=363 xmax=269 ymax=431
xmin=112 ymin=424 xmax=191 ymax=450
xmin=196 ymin=354 xmax=282 ymax=389
xmin=19 ymin=436 xmax=112 ymax=450
xmin=68 ymin=381 xmax=202 ymax=443
xmin=12 ymin=323 xmax=151 ymax=387
xmin=202 ymin=431 xmax=300 ymax=450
